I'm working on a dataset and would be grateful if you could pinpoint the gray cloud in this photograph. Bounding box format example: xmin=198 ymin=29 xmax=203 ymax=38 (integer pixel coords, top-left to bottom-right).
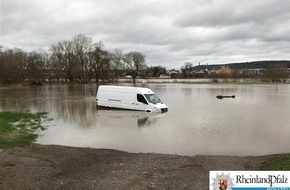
xmin=1 ymin=0 xmax=290 ymax=69
xmin=175 ymin=0 xmax=290 ymax=27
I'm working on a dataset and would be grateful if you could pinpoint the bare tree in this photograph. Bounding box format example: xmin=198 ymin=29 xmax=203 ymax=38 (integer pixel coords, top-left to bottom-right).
xmin=265 ymin=64 xmax=288 ymax=82
xmin=72 ymin=34 xmax=92 ymax=83
xmin=218 ymin=66 xmax=234 ymax=78
xmin=51 ymin=41 xmax=77 ymax=82
xmin=123 ymin=51 xmax=146 ymax=84
xmin=50 ymin=44 xmax=63 ymax=82
xmin=26 ymin=51 xmax=47 ymax=84
xmin=89 ymin=42 xmax=112 ymax=83
xmin=64 ymin=41 xmax=77 ymax=82
xmin=181 ymin=62 xmax=192 ymax=78
xmin=0 ymin=48 xmax=27 ymax=84
xmin=111 ymin=49 xmax=124 ymax=81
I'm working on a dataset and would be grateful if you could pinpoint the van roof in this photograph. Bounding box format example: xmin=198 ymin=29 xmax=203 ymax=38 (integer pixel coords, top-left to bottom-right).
xmin=98 ymin=85 xmax=154 ymax=94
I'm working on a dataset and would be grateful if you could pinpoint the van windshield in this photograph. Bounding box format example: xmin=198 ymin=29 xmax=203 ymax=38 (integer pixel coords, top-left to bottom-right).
xmin=144 ymin=94 xmax=162 ymax=104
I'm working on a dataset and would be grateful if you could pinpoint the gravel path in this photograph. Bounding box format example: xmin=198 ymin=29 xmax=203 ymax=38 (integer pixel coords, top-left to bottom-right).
xmin=0 ymin=144 xmax=273 ymax=190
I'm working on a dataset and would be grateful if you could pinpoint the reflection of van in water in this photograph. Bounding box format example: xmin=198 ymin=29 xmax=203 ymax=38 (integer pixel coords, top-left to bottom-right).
xmin=96 ymin=85 xmax=168 ymax=113
xmin=96 ymin=110 xmax=160 ymax=128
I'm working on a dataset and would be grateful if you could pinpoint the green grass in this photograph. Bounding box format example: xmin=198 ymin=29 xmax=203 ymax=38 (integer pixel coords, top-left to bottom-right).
xmin=0 ymin=111 xmax=49 ymax=148
xmin=263 ymin=154 xmax=290 ymax=170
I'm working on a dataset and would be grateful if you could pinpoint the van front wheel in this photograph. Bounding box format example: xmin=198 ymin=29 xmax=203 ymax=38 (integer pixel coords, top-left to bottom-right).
xmin=145 ymin=109 xmax=152 ymax=113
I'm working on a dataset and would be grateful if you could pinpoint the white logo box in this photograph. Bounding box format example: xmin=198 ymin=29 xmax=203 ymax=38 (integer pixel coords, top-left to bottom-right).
xmin=210 ymin=171 xmax=290 ymax=190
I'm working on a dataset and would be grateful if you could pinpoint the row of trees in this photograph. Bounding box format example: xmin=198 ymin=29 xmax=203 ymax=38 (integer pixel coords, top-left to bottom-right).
xmin=1 ymin=35 xmax=289 ymax=84
xmin=1 ymin=34 xmax=167 ymax=84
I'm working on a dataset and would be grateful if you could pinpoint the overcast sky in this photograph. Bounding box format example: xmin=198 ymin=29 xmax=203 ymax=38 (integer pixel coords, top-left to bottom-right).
xmin=1 ymin=0 xmax=290 ymax=69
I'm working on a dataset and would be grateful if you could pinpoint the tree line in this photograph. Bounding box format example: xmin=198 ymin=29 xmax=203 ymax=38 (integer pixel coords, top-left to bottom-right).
xmin=0 ymin=34 xmax=167 ymax=85
xmin=1 ymin=34 xmax=289 ymax=85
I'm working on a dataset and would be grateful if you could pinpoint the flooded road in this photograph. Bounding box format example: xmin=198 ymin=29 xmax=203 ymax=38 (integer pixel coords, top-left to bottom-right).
xmin=1 ymin=83 xmax=290 ymax=156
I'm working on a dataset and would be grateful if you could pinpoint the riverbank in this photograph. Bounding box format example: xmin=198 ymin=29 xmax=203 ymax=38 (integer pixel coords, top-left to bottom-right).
xmin=1 ymin=78 xmax=289 ymax=87
xmin=1 ymin=144 xmax=286 ymax=190
xmin=118 ymin=78 xmax=290 ymax=84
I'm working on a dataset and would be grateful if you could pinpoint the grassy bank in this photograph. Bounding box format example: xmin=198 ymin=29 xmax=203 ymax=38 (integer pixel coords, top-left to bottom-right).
xmin=0 ymin=111 xmax=49 ymax=148
xmin=263 ymin=154 xmax=290 ymax=170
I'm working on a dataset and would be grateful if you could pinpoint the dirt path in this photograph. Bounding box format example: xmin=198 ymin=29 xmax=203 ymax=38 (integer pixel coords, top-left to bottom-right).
xmin=0 ymin=144 xmax=273 ymax=190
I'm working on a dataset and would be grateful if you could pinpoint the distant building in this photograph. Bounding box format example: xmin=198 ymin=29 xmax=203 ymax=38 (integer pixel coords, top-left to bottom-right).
xmin=159 ymin=74 xmax=171 ymax=79
xmin=167 ymin=69 xmax=180 ymax=78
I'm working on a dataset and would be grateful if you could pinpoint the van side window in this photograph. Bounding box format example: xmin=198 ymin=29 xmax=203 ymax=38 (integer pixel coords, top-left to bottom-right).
xmin=137 ymin=94 xmax=148 ymax=104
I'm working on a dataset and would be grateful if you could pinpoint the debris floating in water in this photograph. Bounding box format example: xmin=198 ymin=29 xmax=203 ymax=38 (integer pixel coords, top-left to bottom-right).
xmin=216 ymin=95 xmax=235 ymax=99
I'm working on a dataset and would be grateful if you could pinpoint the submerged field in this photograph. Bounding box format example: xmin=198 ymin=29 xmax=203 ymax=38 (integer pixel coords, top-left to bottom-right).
xmin=0 ymin=110 xmax=289 ymax=189
xmin=1 ymin=83 xmax=290 ymax=189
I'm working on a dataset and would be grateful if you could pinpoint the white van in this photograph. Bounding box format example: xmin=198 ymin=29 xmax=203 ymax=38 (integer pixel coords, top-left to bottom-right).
xmin=96 ymin=85 xmax=168 ymax=113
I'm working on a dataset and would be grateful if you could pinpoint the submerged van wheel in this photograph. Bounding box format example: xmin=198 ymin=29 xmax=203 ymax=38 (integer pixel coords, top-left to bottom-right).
xmin=145 ymin=109 xmax=152 ymax=113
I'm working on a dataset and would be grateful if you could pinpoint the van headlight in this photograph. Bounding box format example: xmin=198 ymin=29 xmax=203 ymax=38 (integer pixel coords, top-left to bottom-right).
xmin=154 ymin=106 xmax=161 ymax=111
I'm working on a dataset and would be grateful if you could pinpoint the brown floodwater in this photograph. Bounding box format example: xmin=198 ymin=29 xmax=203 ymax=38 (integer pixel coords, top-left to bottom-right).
xmin=0 ymin=83 xmax=290 ymax=156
